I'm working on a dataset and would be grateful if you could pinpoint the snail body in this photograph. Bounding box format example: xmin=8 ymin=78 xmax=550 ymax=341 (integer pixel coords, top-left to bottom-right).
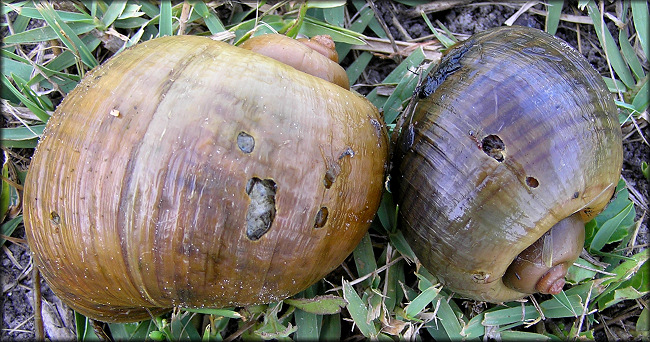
xmin=24 ymin=35 xmax=388 ymax=322
xmin=393 ymin=26 xmax=622 ymax=302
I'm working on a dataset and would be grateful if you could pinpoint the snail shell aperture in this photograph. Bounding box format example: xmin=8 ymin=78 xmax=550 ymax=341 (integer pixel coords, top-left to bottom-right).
xmin=393 ymin=26 xmax=623 ymax=302
xmin=23 ymin=34 xmax=388 ymax=322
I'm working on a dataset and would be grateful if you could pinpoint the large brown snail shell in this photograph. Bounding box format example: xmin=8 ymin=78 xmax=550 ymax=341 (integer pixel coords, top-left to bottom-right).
xmin=393 ymin=26 xmax=623 ymax=303
xmin=23 ymin=34 xmax=388 ymax=322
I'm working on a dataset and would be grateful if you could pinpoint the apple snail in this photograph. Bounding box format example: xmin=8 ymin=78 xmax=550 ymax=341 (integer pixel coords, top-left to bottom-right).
xmin=392 ymin=26 xmax=623 ymax=302
xmin=24 ymin=34 xmax=388 ymax=322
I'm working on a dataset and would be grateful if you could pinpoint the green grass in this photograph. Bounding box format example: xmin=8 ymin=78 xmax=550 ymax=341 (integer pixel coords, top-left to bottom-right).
xmin=1 ymin=1 xmax=648 ymax=341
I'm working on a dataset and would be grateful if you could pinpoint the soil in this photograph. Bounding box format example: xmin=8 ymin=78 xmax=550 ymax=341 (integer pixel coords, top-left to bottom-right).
xmin=2 ymin=1 xmax=647 ymax=341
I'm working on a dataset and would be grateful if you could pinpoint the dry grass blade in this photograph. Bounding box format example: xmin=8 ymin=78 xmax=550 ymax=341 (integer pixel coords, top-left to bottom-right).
xmin=327 ymin=255 xmax=405 ymax=293
xmin=503 ymin=1 xmax=539 ymax=26
xmin=33 ymin=266 xmax=43 ymax=340
xmin=526 ymin=6 xmax=593 ymax=24
xmin=401 ymin=0 xmax=475 ymax=18
xmin=351 ymin=36 xmax=442 ymax=61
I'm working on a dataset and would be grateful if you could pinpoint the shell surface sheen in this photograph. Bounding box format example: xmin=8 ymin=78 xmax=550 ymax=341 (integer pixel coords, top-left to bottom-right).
xmin=24 ymin=35 xmax=388 ymax=322
xmin=394 ymin=26 xmax=623 ymax=302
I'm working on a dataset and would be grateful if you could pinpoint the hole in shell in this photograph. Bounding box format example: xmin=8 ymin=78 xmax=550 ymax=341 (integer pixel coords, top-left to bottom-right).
xmin=50 ymin=211 xmax=60 ymax=225
xmin=338 ymin=147 xmax=355 ymax=160
xmin=323 ymin=166 xmax=340 ymax=189
xmin=237 ymin=132 xmax=255 ymax=153
xmin=481 ymin=134 xmax=505 ymax=162
xmin=314 ymin=207 xmax=329 ymax=228
xmin=471 ymin=271 xmax=489 ymax=284
xmin=369 ymin=117 xmax=384 ymax=146
xmin=323 ymin=147 xmax=354 ymax=189
xmin=245 ymin=177 xmax=276 ymax=240
xmin=526 ymin=176 xmax=539 ymax=188
xmin=573 ymin=192 xmax=580 ymax=199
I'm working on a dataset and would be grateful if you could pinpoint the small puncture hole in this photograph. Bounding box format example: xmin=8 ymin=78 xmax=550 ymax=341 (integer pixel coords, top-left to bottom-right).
xmin=50 ymin=211 xmax=60 ymax=225
xmin=573 ymin=192 xmax=580 ymax=199
xmin=526 ymin=176 xmax=539 ymax=188
xmin=237 ymin=132 xmax=255 ymax=153
xmin=481 ymin=134 xmax=505 ymax=162
xmin=471 ymin=271 xmax=489 ymax=284
xmin=245 ymin=177 xmax=276 ymax=240
xmin=323 ymin=147 xmax=354 ymax=189
xmin=323 ymin=166 xmax=339 ymax=189
xmin=314 ymin=207 xmax=329 ymax=228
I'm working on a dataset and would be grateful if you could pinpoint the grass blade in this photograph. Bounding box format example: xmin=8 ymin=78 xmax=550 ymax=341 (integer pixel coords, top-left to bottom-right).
xmin=322 ymin=3 xmax=345 ymax=27
xmin=336 ymin=4 xmax=377 ymax=60
xmin=585 ymin=0 xmax=635 ymax=88
xmin=1 ymin=124 xmax=45 ymax=141
xmin=35 ymin=2 xmax=98 ymax=69
xmin=436 ymin=297 xmax=464 ymax=338
xmin=421 ymin=12 xmax=455 ymax=48
xmin=101 ymin=1 xmax=127 ymax=29
xmin=158 ymin=0 xmax=173 ymax=36
xmin=342 ymin=280 xmax=378 ymax=338
xmin=0 ymin=164 xmax=10 ymax=220
xmin=380 ymin=49 xmax=429 ymax=124
xmin=483 ymin=295 xmax=584 ymax=327
xmin=384 ymin=257 xmax=404 ymax=312
xmin=631 ymin=1 xmax=649 ymax=59
xmin=108 ymin=320 xmax=157 ymax=341
xmin=541 ymin=295 xmax=584 ymax=318
xmin=300 ymin=17 xmax=365 ymax=45
xmin=346 ymin=51 xmax=372 ymax=85
xmin=3 ymin=21 xmax=95 ymax=45
xmin=595 ymin=251 xmax=650 ymax=310
xmin=293 ymin=309 xmax=320 ymax=341
xmin=75 ymin=312 xmax=101 ymax=340
xmin=192 ymin=1 xmax=226 ymax=34
xmin=403 ymin=284 xmax=440 ymax=319
xmin=501 ymin=331 xmax=552 ymax=341
xmin=9 ymin=3 xmax=91 ymax=21
xmin=353 ymin=233 xmax=377 ymax=286
xmin=632 ymin=78 xmax=649 ymax=113
xmin=545 ymin=0 xmax=563 ymax=35
xmin=389 ymin=230 xmax=417 ymax=261
xmin=462 ymin=313 xmax=485 ymax=339
xmin=284 ymin=295 xmax=347 ymax=315
xmin=181 ymin=308 xmax=242 ymax=319
xmin=365 ymin=47 xmax=430 ymax=123
xmin=1 ymin=216 xmax=23 ymax=247
xmin=2 ymin=74 xmax=50 ymax=122
xmin=589 ymin=202 xmax=634 ymax=252
xmin=320 ymin=313 xmax=341 ymax=340
xmin=1 ymin=57 xmax=33 ymax=80
xmin=619 ymin=28 xmax=645 ymax=80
